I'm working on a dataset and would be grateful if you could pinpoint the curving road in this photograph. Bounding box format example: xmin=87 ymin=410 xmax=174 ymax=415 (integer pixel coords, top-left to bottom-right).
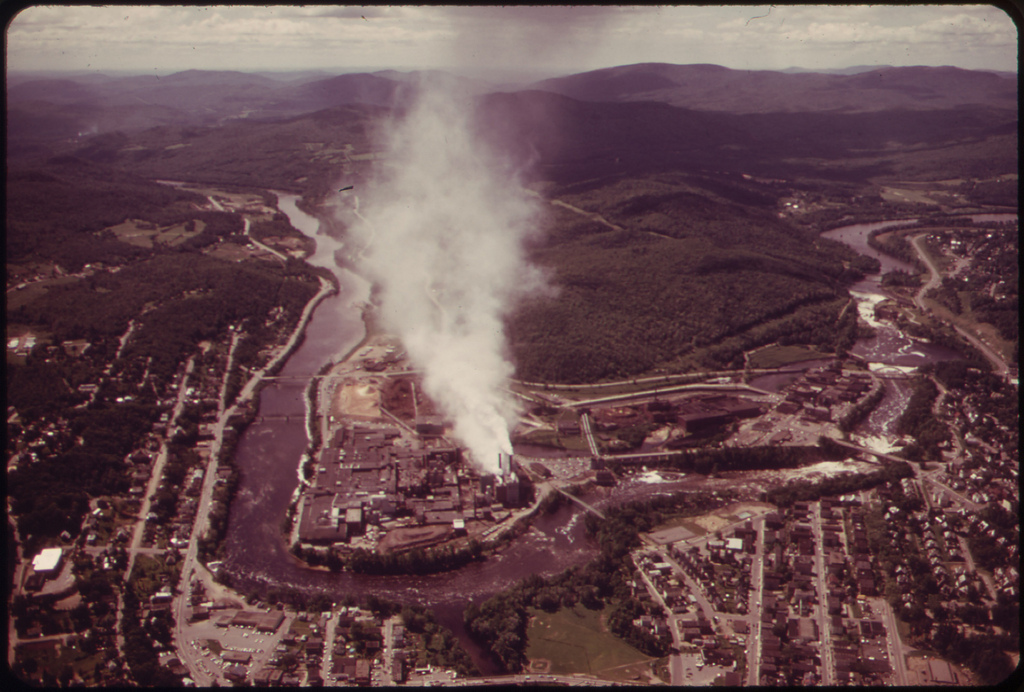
xmin=909 ymin=233 xmax=1010 ymax=378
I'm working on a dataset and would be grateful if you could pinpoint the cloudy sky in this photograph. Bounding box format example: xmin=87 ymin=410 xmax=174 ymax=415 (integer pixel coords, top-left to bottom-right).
xmin=6 ymin=4 xmax=1018 ymax=77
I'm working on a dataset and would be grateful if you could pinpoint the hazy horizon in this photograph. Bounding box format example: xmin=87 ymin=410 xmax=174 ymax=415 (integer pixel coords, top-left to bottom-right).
xmin=6 ymin=5 xmax=1018 ymax=76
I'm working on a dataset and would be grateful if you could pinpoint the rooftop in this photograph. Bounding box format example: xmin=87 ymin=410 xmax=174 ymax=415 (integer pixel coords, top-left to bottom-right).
xmin=32 ymin=547 xmax=62 ymax=572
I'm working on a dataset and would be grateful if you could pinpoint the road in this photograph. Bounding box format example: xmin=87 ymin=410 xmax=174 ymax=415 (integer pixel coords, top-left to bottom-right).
xmin=650 ymin=544 xmax=718 ymax=624
xmin=810 ymin=503 xmax=835 ymax=685
xmin=579 ymin=412 xmax=600 ymax=457
xmin=117 ymin=357 xmax=195 ymax=657
xmin=569 ymin=382 xmax=773 ymax=409
xmin=878 ymin=597 xmax=909 ymax=686
xmin=218 ymin=332 xmax=241 ymax=414
xmin=322 ymin=610 xmax=340 ymax=683
xmin=910 ymin=233 xmax=943 ymax=311
xmin=170 ymin=275 xmax=339 ymax=684
xmin=745 ymin=517 xmax=765 ymax=685
xmin=634 ymin=560 xmax=683 ymax=685
xmin=554 ymin=487 xmax=605 ymax=519
xmin=514 ymin=366 xmax=812 ymax=393
xmin=909 ymin=233 xmax=1010 ymax=378
xmin=242 ymin=216 xmax=290 ymax=262
xmin=919 ymin=474 xmax=981 ymax=512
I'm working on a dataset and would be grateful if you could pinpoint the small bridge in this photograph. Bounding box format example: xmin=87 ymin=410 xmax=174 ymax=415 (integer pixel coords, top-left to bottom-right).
xmin=555 ymin=487 xmax=606 ymax=520
xmin=253 ymin=414 xmax=300 ymax=423
xmin=832 ymin=439 xmax=909 ymax=464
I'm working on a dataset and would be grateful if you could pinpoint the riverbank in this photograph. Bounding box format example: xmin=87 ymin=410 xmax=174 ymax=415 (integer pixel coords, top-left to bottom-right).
xmin=213 ymin=196 xmax=1006 ymax=664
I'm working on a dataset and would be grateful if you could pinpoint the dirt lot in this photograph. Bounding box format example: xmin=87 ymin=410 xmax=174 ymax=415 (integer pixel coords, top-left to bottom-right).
xmin=693 ymin=513 xmax=732 ymax=533
xmin=331 ymin=379 xmax=382 ymax=419
xmin=376 ymin=525 xmax=451 ymax=553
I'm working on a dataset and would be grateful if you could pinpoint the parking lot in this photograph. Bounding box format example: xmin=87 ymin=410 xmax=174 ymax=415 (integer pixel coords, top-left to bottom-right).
xmin=678 ymin=652 xmax=731 ymax=684
xmin=179 ymin=608 xmax=293 ymax=683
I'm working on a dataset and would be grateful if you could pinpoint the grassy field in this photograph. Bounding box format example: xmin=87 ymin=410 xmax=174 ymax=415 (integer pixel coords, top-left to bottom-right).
xmin=107 ymin=219 xmax=157 ymax=248
xmin=747 ymin=344 xmax=831 ymax=369
xmin=156 ymin=219 xmax=205 ymax=246
xmin=651 ymin=514 xmax=708 ymax=537
xmin=516 ymin=427 xmax=591 ymax=452
xmin=525 ymin=605 xmax=650 ymax=679
xmin=6 ymin=276 xmax=82 ymax=312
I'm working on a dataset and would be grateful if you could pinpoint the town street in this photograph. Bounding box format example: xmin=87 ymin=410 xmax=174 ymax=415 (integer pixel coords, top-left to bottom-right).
xmin=910 ymin=233 xmax=1010 ymax=378
xmin=170 ymin=275 xmax=335 ymax=684
xmin=745 ymin=516 xmax=765 ymax=685
xmin=878 ymin=597 xmax=909 ymax=686
xmin=117 ymin=357 xmax=195 ymax=657
xmin=811 ymin=502 xmax=835 ymax=685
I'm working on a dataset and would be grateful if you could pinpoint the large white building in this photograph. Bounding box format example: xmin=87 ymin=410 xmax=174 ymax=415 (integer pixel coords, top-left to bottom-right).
xmin=31 ymin=547 xmax=62 ymax=574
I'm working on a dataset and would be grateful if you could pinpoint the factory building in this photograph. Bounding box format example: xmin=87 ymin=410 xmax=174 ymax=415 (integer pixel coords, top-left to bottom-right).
xmin=415 ymin=415 xmax=446 ymax=436
xmin=296 ymin=425 xmax=529 ymax=550
xmin=676 ymin=396 xmax=763 ymax=434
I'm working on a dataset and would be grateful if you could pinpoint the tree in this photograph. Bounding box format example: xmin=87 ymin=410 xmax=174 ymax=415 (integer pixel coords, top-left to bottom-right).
xmin=59 ymin=664 xmax=75 ymax=687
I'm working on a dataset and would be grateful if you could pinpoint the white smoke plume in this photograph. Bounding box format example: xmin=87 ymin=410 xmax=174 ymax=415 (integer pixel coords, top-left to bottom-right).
xmin=347 ymin=78 xmax=545 ymax=473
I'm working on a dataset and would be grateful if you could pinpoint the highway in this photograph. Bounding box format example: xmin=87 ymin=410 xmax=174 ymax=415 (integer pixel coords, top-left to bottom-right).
xmin=513 ymin=365 xmax=817 ymax=393
xmin=569 ymin=382 xmax=773 ymax=408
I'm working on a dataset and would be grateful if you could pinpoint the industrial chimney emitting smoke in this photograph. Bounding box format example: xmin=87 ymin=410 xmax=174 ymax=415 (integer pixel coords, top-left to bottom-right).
xmin=498 ymin=452 xmax=513 ymax=478
xmin=346 ymin=77 xmax=546 ymax=476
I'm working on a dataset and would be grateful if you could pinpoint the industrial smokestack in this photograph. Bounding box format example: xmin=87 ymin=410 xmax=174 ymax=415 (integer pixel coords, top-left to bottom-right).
xmin=345 ymin=76 xmax=546 ymax=475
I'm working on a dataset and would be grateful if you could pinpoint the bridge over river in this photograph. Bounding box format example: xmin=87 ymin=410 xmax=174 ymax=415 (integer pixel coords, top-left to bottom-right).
xmin=554 ymin=487 xmax=606 ymax=520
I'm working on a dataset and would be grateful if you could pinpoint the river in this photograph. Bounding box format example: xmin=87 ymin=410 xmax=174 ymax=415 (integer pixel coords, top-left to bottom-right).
xmin=220 ymin=197 xmax=1011 ymax=667
xmin=221 ymin=194 xmax=602 ymax=672
xmin=819 ymin=214 xmax=1016 ymax=450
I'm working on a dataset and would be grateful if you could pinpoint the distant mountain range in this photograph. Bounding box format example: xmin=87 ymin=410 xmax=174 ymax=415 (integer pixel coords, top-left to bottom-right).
xmin=7 ymin=62 xmax=1016 ymax=188
xmin=527 ymin=62 xmax=1017 ymax=113
xmin=8 ymin=62 xmax=1014 ymax=139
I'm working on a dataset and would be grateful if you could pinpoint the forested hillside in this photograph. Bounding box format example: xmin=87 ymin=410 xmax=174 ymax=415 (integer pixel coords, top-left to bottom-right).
xmin=7 ymin=64 xmax=1015 ymax=389
xmin=507 ymin=173 xmax=875 ymax=381
xmin=5 ymin=157 xmax=206 ymax=268
xmin=529 ymin=63 xmax=1017 ymax=113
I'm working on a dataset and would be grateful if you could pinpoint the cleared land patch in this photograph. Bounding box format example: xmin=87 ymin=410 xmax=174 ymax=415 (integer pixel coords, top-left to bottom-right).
xmin=104 ymin=218 xmax=206 ymax=248
xmin=747 ymin=344 xmax=831 ymax=369
xmin=525 ymin=605 xmax=649 ymax=679
xmin=333 ymin=380 xmax=382 ymax=419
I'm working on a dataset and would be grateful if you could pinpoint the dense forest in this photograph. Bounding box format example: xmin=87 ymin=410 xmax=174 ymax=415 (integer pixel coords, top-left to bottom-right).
xmin=895 ymin=377 xmax=950 ymax=461
xmin=5 ymin=157 xmax=207 ymax=269
xmin=508 ymin=174 xmax=875 ymax=382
